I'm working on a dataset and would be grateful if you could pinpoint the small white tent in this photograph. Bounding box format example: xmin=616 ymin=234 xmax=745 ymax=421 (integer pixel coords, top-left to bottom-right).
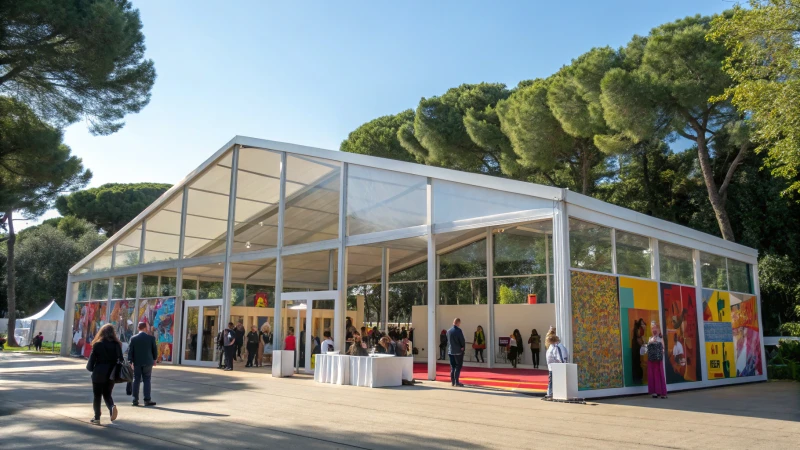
xmin=19 ymin=301 xmax=64 ymax=348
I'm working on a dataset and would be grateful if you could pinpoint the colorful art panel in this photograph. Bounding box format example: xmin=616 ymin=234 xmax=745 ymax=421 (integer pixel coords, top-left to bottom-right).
xmin=702 ymin=289 xmax=731 ymax=323
xmin=139 ymin=297 xmax=176 ymax=363
xmin=703 ymin=289 xmax=735 ymax=379
xmin=153 ymin=297 xmax=175 ymax=363
xmin=660 ymin=283 xmax=701 ymax=383
xmin=70 ymin=302 xmax=108 ymax=358
xmin=730 ymin=294 xmax=762 ymax=377
xmin=619 ymin=277 xmax=660 ymax=387
xmin=571 ymin=271 xmax=624 ymax=390
xmin=109 ymin=300 xmax=136 ymax=355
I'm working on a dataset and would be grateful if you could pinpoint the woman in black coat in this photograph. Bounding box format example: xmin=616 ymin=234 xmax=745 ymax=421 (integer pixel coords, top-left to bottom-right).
xmin=86 ymin=323 xmax=122 ymax=425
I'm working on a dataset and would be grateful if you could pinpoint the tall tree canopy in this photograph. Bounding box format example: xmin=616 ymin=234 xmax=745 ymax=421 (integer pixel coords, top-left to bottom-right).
xmin=56 ymin=182 xmax=171 ymax=236
xmin=600 ymin=14 xmax=747 ymax=241
xmin=340 ymin=110 xmax=418 ymax=163
xmin=0 ymin=98 xmax=91 ymax=346
xmin=496 ymin=79 xmax=605 ymax=194
xmin=709 ymin=0 xmax=800 ymax=195
xmin=399 ymin=83 xmax=514 ymax=175
xmin=0 ymin=0 xmax=156 ymax=135
xmin=0 ymin=218 xmax=106 ymax=316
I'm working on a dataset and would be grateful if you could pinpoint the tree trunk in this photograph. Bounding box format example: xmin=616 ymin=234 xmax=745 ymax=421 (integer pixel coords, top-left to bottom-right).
xmin=5 ymin=210 xmax=19 ymax=347
xmin=695 ymin=135 xmax=736 ymax=241
xmin=580 ymin=147 xmax=589 ymax=195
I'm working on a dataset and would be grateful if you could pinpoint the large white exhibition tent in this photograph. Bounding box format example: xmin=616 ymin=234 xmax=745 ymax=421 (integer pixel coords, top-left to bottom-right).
xmin=18 ymin=301 xmax=64 ymax=346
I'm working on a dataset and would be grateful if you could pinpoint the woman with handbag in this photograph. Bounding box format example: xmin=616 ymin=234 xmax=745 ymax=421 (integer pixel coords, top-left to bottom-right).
xmin=86 ymin=323 xmax=122 ymax=425
xmin=472 ymin=325 xmax=486 ymax=363
xmin=642 ymin=321 xmax=668 ymax=399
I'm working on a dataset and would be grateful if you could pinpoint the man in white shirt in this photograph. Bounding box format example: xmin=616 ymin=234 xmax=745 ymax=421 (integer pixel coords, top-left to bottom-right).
xmin=320 ymin=330 xmax=334 ymax=353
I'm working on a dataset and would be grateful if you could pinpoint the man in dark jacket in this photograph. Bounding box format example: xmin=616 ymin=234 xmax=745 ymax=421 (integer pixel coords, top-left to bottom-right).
xmin=128 ymin=322 xmax=158 ymax=406
xmin=446 ymin=318 xmax=466 ymax=387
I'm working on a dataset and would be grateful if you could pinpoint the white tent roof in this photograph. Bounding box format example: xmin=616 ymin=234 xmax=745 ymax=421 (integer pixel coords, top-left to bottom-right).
xmin=22 ymin=300 xmax=64 ymax=322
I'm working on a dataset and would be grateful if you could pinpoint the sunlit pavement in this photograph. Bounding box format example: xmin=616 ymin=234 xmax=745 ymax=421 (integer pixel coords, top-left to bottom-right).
xmin=1 ymin=352 xmax=798 ymax=449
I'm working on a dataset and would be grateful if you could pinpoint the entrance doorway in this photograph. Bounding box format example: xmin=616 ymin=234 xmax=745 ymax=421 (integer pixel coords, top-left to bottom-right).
xmin=280 ymin=290 xmax=338 ymax=373
xmin=182 ymin=299 xmax=223 ymax=367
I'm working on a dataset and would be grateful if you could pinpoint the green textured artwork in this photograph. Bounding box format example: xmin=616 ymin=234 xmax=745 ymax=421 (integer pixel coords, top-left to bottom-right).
xmin=571 ymin=270 xmax=624 ymax=390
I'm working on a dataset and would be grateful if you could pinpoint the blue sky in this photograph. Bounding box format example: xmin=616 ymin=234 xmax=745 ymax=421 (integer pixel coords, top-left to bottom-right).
xmin=24 ymin=0 xmax=732 ymax=227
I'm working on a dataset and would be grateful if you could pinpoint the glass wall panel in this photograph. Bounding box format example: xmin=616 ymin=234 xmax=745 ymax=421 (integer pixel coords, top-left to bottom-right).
xmin=495 ymin=276 xmax=547 ymax=304
xmin=246 ymin=284 xmax=275 ymax=308
xmin=92 ymin=248 xmax=113 ymax=274
xmin=77 ymin=281 xmax=90 ymax=302
xmin=346 ymin=165 xmax=427 ymax=235
xmin=701 ymin=252 xmax=728 ymax=290
xmin=182 ymin=279 xmax=198 ymax=300
xmin=143 ymin=192 xmax=183 ymax=263
xmin=432 ymin=179 xmax=550 ymax=226
xmin=494 ymin=223 xmax=549 ymax=276
xmin=199 ymin=280 xmax=224 ymax=299
xmin=232 ymin=148 xmax=282 ymax=253
xmin=283 ymin=155 xmax=341 ymax=246
xmin=440 ymin=238 xmax=486 ymax=279
xmin=615 ymin=230 xmax=651 ymax=278
xmin=160 ymin=277 xmax=177 ymax=297
xmin=124 ymin=277 xmax=137 ymax=299
xmin=90 ymin=279 xmax=109 ymax=300
xmin=183 ymin=151 xmax=232 ymax=259
xmin=112 ymin=278 xmax=124 ymax=299
xmin=728 ymin=258 xmax=753 ymax=294
xmin=283 ymin=250 xmax=337 ymax=291
xmin=659 ymin=241 xmax=694 ymax=286
xmin=114 ymin=225 xmax=142 ymax=268
xmin=141 ymin=275 xmax=159 ymax=298
xmin=569 ymin=218 xmax=613 ymax=273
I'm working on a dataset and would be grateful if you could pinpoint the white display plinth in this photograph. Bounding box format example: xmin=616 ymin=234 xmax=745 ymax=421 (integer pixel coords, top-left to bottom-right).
xmin=272 ymin=350 xmax=295 ymax=377
xmin=550 ymin=363 xmax=578 ymax=400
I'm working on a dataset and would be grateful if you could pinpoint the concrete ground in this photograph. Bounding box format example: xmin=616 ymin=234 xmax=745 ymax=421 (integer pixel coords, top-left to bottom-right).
xmin=0 ymin=352 xmax=798 ymax=449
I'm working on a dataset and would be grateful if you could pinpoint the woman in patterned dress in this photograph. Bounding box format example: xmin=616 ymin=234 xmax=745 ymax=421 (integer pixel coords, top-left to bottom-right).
xmin=643 ymin=321 xmax=668 ymax=399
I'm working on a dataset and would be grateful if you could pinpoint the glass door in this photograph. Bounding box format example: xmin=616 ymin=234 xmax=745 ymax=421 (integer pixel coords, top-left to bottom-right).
xmin=182 ymin=299 xmax=222 ymax=366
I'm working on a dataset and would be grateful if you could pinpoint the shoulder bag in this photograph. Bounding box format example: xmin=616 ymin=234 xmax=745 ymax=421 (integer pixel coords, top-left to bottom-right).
xmin=111 ymin=343 xmax=134 ymax=383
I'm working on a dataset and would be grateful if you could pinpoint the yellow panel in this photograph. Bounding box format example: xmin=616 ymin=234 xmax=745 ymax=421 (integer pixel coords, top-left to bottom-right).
xmin=705 ymin=290 xmax=731 ymax=323
xmin=619 ymin=277 xmax=659 ymax=311
xmin=706 ymin=341 xmax=735 ymax=380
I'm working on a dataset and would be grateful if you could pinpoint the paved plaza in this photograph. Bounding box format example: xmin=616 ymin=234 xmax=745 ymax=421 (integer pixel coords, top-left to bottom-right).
xmin=0 ymin=352 xmax=798 ymax=449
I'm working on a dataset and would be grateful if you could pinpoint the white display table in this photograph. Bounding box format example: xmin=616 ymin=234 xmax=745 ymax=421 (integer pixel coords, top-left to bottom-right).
xmin=314 ymin=354 xmax=413 ymax=388
xmin=550 ymin=363 xmax=578 ymax=400
xmin=272 ymin=350 xmax=295 ymax=377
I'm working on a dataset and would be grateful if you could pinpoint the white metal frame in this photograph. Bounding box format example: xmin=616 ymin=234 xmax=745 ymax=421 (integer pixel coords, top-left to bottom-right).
xmin=61 ymin=135 xmax=766 ymax=397
xmin=181 ymin=298 xmax=224 ymax=367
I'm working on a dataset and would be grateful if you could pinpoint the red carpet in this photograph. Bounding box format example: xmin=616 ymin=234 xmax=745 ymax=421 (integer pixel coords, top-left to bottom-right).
xmin=413 ymin=363 xmax=548 ymax=391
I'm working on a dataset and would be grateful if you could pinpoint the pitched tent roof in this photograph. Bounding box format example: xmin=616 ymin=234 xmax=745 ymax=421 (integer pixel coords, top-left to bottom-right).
xmin=69 ymin=135 xmax=758 ymax=275
xmin=21 ymin=300 xmax=65 ymax=321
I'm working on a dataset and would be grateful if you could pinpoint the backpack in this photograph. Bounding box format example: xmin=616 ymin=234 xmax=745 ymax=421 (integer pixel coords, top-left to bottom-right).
xmin=215 ymin=331 xmax=224 ymax=348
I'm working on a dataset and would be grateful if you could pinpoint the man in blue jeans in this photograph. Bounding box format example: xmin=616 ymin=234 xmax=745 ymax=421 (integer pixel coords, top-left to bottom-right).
xmin=446 ymin=318 xmax=465 ymax=387
xmin=128 ymin=322 xmax=158 ymax=406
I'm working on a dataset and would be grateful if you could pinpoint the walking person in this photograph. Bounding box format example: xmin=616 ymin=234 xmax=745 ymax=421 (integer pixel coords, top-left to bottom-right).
xmin=439 ymin=330 xmax=447 ymax=360
xmin=447 ymin=318 xmax=466 ymax=387
xmin=128 ymin=322 xmax=158 ymax=407
xmin=545 ymin=329 xmax=568 ymax=399
xmin=223 ymin=322 xmax=237 ymax=371
xmin=86 ymin=324 xmax=122 ymax=425
xmin=643 ymin=321 xmax=668 ymax=399
xmin=528 ymin=329 xmax=541 ymax=369
xmin=472 ymin=325 xmax=486 ymax=363
xmin=245 ymin=325 xmax=259 ymax=367
xmin=513 ymin=329 xmax=524 ymax=366
xmin=234 ymin=321 xmax=245 ymax=362
xmin=34 ymin=332 xmax=44 ymax=352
